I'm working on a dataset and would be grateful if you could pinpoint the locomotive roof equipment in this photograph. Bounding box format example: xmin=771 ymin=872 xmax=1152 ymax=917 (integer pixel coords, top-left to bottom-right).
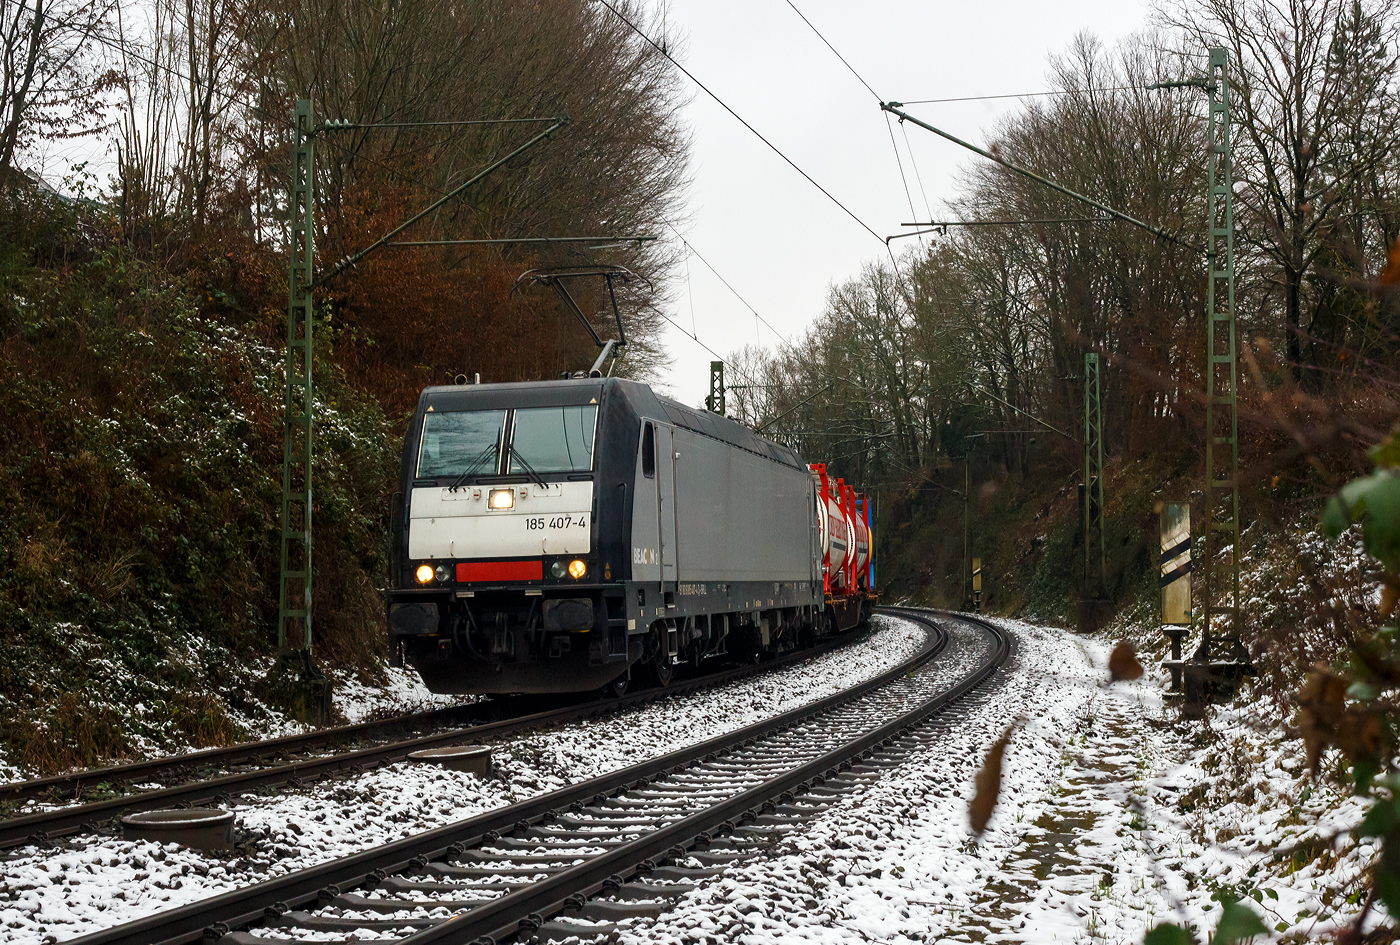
xmin=514 ymin=265 xmax=647 ymax=377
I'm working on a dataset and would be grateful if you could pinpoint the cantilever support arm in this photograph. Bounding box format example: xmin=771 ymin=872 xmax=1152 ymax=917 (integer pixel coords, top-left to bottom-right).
xmin=881 ymin=102 xmax=1195 ymax=250
xmin=312 ymin=117 xmax=569 ymax=288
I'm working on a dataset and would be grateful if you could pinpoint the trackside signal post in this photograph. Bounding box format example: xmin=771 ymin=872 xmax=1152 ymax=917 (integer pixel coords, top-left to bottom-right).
xmin=1160 ymin=502 xmax=1192 ymax=690
xmin=706 ymin=361 xmax=726 ymax=415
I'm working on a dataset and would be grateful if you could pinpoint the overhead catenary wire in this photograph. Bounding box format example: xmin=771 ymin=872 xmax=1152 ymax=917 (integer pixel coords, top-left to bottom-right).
xmin=596 ymin=0 xmax=887 ymax=248
xmin=774 ymin=0 xmax=924 ymax=293
xmin=666 ymin=222 xmax=789 ymax=345
xmin=642 ymin=301 xmax=766 ymax=393
xmin=901 ymin=121 xmax=935 ymax=223
xmin=884 ymin=112 xmax=924 ymax=249
xmin=782 ymin=0 xmax=880 ymax=101
xmin=779 ymin=0 xmax=922 ymax=256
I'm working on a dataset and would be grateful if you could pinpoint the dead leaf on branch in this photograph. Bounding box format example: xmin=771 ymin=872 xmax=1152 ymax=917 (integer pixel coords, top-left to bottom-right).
xmin=1297 ymin=666 xmax=1348 ymax=774
xmin=970 ymin=723 xmax=1017 ymax=834
xmin=1380 ymin=237 xmax=1400 ymax=290
xmin=1381 ymin=579 xmax=1398 ymax=619
xmin=1108 ymin=641 xmax=1144 ymax=682
xmin=1295 ymin=665 xmax=1386 ymax=776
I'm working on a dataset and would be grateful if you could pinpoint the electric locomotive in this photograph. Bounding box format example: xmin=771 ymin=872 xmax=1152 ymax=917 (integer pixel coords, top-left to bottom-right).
xmin=385 ymin=376 xmax=876 ymax=695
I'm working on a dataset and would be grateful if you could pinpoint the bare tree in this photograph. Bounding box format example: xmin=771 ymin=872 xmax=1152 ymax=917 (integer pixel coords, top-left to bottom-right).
xmin=0 ymin=0 xmax=117 ymax=188
xmin=1163 ymin=0 xmax=1400 ymax=384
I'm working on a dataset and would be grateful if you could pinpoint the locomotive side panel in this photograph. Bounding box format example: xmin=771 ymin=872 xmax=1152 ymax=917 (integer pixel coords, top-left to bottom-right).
xmin=628 ymin=420 xmax=662 ymax=584
xmin=672 ymin=427 xmax=811 ymax=583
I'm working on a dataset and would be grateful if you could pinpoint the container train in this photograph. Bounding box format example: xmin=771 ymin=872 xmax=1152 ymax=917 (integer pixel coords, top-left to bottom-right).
xmin=386 ymin=376 xmax=877 ymax=695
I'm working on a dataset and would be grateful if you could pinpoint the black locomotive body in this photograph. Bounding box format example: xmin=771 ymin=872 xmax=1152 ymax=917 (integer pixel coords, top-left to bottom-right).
xmin=386 ymin=376 xmax=871 ymax=695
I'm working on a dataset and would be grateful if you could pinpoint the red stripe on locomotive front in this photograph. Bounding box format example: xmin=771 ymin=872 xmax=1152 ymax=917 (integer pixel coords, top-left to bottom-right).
xmin=456 ymin=560 xmax=543 ymax=582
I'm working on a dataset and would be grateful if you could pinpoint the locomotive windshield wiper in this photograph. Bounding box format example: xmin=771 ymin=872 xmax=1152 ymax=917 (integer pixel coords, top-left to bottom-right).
xmin=447 ymin=442 xmax=499 ymax=492
xmin=508 ymin=446 xmax=549 ymax=490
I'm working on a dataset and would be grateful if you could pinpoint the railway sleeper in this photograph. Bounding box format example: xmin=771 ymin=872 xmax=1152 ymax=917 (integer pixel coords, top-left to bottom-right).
xmin=276 ymin=909 xmax=442 ymax=931
xmin=523 ymin=828 xmax=642 ymax=843
xmin=379 ymin=877 xmax=520 ymax=895
xmin=551 ymin=811 xmax=684 ymax=827
xmin=84 ymin=611 xmax=992 ymax=945
xmin=536 ymin=918 xmax=620 ymax=944
xmin=425 ymin=862 xmax=563 ymax=880
xmin=328 ymin=892 xmax=501 ymax=913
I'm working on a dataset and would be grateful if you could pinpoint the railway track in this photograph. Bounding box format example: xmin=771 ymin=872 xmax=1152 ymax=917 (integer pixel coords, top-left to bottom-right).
xmin=0 ymin=704 xmax=482 ymax=809
xmin=0 ymin=625 xmax=867 ymax=851
xmin=69 ymin=608 xmax=1008 ymax=945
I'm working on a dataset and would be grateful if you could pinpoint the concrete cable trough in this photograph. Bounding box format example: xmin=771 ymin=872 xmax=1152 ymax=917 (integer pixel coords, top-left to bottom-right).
xmin=119 ymin=809 xmax=236 ymax=852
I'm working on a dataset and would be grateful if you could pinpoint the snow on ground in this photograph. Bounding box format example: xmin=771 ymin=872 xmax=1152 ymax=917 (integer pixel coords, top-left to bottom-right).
xmin=614 ymin=617 xmax=1376 ymax=945
xmin=0 ymin=617 xmax=925 ymax=943
xmin=330 ymin=665 xmax=467 ymax=725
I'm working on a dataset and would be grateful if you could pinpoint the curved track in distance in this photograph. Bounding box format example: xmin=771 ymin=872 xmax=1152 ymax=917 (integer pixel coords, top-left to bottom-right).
xmin=69 ymin=608 xmax=1007 ymax=945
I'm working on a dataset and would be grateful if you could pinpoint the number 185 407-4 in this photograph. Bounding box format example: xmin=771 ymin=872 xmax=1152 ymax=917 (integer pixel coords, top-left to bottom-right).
xmin=524 ymin=516 xmax=588 ymax=531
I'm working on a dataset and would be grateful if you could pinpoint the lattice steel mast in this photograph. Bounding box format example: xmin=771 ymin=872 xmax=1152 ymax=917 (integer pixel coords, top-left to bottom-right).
xmin=278 ymin=99 xmax=316 ymax=656
xmin=1083 ymin=352 xmax=1105 ymax=599
xmin=1199 ymin=47 xmax=1244 ymax=664
xmin=706 ymin=361 xmax=726 ymax=415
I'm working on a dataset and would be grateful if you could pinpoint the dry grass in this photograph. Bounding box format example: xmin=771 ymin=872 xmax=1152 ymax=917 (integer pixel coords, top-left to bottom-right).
xmin=6 ymin=693 xmax=134 ymax=775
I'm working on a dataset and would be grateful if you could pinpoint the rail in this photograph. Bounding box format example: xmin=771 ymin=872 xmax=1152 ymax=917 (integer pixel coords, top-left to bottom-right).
xmin=0 ymin=625 xmax=867 ymax=850
xmin=69 ymin=608 xmax=1008 ymax=945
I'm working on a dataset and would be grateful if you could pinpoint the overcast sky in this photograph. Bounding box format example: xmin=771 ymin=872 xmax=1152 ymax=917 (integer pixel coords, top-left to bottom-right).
xmin=646 ymin=0 xmax=1158 ymax=406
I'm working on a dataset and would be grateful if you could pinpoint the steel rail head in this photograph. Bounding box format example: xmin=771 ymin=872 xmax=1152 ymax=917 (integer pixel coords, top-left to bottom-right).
xmin=67 ymin=616 xmax=945 ymax=945
xmin=406 ymin=609 xmax=1006 ymax=945
xmin=0 ymin=704 xmax=476 ymax=806
xmin=0 ymin=630 xmax=866 ymax=851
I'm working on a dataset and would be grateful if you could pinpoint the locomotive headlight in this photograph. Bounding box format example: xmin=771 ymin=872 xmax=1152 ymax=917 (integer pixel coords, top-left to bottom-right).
xmin=568 ymin=559 xmax=587 ymax=579
xmin=434 ymin=564 xmax=450 ymax=582
xmin=415 ymin=563 xmax=434 ymax=584
xmin=488 ymin=488 xmax=514 ymax=510
xmin=550 ymin=560 xmax=567 ymax=579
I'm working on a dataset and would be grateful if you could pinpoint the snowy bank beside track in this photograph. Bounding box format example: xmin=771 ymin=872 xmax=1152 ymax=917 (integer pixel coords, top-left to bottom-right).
xmin=612 ymin=616 xmax=1374 ymax=945
xmin=0 ymin=617 xmax=924 ymax=943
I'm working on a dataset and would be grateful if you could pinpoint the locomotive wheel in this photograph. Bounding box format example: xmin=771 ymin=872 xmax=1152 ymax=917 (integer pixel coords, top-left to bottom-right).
xmin=648 ymin=652 xmax=675 ymax=687
xmin=643 ymin=623 xmax=674 ymax=687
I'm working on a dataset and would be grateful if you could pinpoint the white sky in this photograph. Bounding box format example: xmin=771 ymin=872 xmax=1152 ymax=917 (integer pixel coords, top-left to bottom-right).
xmin=649 ymin=0 xmax=1157 ymax=406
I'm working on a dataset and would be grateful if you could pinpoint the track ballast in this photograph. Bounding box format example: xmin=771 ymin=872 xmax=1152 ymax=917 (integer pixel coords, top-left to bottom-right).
xmin=68 ymin=609 xmax=1005 ymax=945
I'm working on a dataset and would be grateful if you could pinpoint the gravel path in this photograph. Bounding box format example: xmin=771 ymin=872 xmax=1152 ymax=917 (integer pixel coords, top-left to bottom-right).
xmin=605 ymin=617 xmax=1153 ymax=945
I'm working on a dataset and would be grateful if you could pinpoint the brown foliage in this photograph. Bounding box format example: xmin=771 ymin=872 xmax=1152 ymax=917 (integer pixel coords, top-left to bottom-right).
xmin=1296 ymin=665 xmax=1387 ymax=776
xmin=970 ymin=724 xmax=1017 ymax=834
xmin=1108 ymin=641 xmax=1145 ymax=682
xmin=1382 ymin=238 xmax=1400 ymax=291
xmin=7 ymin=693 xmax=133 ymax=775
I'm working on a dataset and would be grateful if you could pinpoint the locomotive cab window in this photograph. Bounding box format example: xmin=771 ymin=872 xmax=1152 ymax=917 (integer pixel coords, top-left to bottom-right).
xmin=509 ymin=405 xmax=597 ymax=473
xmin=642 ymin=423 xmax=655 ymax=479
xmin=417 ymin=409 xmax=507 ymax=479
